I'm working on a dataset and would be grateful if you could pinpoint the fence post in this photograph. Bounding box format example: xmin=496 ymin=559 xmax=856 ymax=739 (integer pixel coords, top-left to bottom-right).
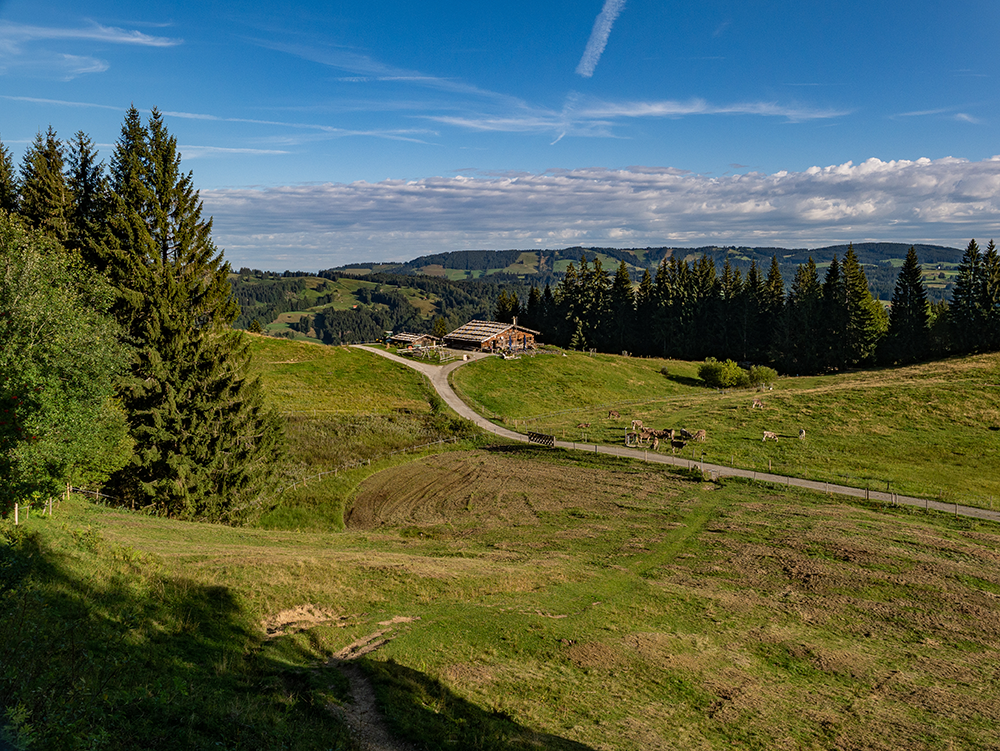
xmin=13 ymin=503 xmax=17 ymax=526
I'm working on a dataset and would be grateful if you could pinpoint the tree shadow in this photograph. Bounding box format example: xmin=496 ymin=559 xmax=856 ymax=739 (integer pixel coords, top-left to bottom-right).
xmin=0 ymin=526 xmax=353 ymax=750
xmin=361 ymin=658 xmax=599 ymax=751
xmin=661 ymin=372 xmax=703 ymax=388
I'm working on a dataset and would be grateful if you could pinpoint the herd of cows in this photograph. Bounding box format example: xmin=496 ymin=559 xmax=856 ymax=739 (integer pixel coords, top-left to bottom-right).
xmin=573 ymin=401 xmax=804 ymax=452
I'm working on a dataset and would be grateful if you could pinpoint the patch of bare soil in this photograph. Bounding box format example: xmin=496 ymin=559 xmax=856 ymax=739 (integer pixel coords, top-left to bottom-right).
xmin=325 ymin=617 xmax=422 ymax=751
xmin=262 ymin=604 xmax=358 ymax=637
xmin=566 ymin=641 xmax=622 ymax=670
xmin=346 ymin=449 xmax=681 ymax=530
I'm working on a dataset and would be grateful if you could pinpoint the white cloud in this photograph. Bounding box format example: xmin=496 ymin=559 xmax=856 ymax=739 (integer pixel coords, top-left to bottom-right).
xmin=0 ymin=20 xmax=181 ymax=79
xmin=576 ymin=0 xmax=627 ymax=78
xmin=202 ymin=156 xmax=1000 ymax=268
xmin=0 ymin=21 xmax=181 ymax=47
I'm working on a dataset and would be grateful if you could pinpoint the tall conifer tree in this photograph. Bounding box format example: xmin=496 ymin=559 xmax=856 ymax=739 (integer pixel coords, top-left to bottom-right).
xmin=821 ymin=255 xmax=849 ymax=370
xmin=0 ymin=134 xmax=18 ymax=214
xmin=951 ymin=239 xmax=984 ymax=353
xmin=18 ymin=127 xmax=69 ymax=242
xmin=980 ymin=240 xmax=1000 ymax=351
xmin=100 ymin=108 xmax=282 ymax=520
xmin=778 ymin=258 xmax=823 ymax=373
xmin=841 ymin=244 xmax=887 ymax=366
xmin=883 ymin=246 xmax=930 ymax=364
xmin=606 ymin=260 xmax=635 ymax=353
xmin=65 ymin=130 xmax=110 ymax=264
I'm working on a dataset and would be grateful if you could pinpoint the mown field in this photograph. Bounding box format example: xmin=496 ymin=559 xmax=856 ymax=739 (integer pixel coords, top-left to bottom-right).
xmin=5 ymin=447 xmax=1000 ymax=750
xmin=451 ymin=351 xmax=1000 ymax=509
xmin=248 ymin=336 xmax=477 ymax=530
xmin=4 ymin=338 xmax=1000 ymax=750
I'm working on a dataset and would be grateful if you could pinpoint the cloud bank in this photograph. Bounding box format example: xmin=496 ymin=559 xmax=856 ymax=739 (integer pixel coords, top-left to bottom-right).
xmin=202 ymin=156 xmax=1000 ymax=269
xmin=576 ymin=0 xmax=627 ymax=78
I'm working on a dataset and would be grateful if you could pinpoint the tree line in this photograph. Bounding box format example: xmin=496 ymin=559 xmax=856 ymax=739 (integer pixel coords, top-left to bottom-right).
xmin=511 ymin=244 xmax=997 ymax=372
xmin=0 ymin=112 xmax=282 ymax=520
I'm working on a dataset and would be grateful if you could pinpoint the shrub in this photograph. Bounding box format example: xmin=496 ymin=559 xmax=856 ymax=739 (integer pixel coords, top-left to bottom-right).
xmin=698 ymin=358 xmax=749 ymax=389
xmin=748 ymin=365 xmax=778 ymax=388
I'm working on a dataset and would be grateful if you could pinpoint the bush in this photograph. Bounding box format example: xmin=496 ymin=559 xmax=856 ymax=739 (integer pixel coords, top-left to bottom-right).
xmin=748 ymin=365 xmax=778 ymax=388
xmin=697 ymin=358 xmax=749 ymax=389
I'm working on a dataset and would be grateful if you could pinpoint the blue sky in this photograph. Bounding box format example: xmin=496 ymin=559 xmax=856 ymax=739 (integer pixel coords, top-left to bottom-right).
xmin=1 ymin=0 xmax=999 ymax=269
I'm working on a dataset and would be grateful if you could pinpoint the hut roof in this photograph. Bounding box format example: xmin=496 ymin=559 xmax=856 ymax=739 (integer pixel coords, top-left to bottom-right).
xmin=389 ymin=332 xmax=439 ymax=344
xmin=444 ymin=320 xmax=539 ymax=344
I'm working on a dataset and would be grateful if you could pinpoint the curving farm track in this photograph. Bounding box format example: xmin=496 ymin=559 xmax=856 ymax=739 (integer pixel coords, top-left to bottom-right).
xmin=355 ymin=346 xmax=1000 ymax=524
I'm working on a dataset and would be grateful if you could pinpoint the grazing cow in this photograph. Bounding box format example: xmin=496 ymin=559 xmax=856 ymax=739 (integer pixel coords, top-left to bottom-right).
xmin=752 ymin=399 xmax=765 ymax=410
xmin=799 ymin=428 xmax=806 ymax=440
xmin=680 ymin=428 xmax=694 ymax=440
xmin=692 ymin=429 xmax=706 ymax=442
xmin=762 ymin=430 xmax=778 ymax=442
xmin=631 ymin=419 xmax=644 ymax=431
xmin=625 ymin=431 xmax=638 ymax=447
xmin=637 ymin=429 xmax=655 ymax=446
xmin=652 ymin=428 xmax=674 ymax=440
xmin=577 ymin=422 xmax=591 ymax=429
xmin=608 ymin=410 xmax=620 ymax=419
xmin=651 ymin=435 xmax=660 ymax=451
xmin=670 ymin=439 xmax=687 ymax=451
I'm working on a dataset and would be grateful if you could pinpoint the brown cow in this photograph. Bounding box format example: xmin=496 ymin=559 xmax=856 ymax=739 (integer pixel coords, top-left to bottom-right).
xmin=692 ymin=429 xmax=706 ymax=442
xmin=608 ymin=410 xmax=620 ymax=419
xmin=577 ymin=422 xmax=591 ymax=429
xmin=762 ymin=430 xmax=778 ymax=442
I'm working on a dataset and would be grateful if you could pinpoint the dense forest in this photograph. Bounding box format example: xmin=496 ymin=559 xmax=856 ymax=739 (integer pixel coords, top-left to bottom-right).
xmin=507 ymin=245 xmax=999 ymax=373
xmin=1 ymin=112 xmax=281 ymax=520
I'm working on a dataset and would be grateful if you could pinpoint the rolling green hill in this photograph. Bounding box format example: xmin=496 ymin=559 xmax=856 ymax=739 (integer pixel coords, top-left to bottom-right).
xmin=452 ymin=350 xmax=1000 ymax=509
xmin=4 ymin=337 xmax=1000 ymax=750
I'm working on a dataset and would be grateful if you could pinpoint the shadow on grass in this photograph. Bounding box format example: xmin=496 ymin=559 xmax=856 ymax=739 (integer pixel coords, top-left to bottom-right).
xmin=0 ymin=525 xmax=353 ymax=751
xmin=661 ymin=373 xmax=703 ymax=388
xmin=363 ymin=658 xmax=599 ymax=751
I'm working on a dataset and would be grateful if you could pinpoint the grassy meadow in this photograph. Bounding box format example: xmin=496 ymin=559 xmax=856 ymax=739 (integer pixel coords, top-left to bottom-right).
xmin=452 ymin=350 xmax=1000 ymax=509
xmin=4 ymin=338 xmax=1000 ymax=750
xmin=4 ymin=448 xmax=1000 ymax=750
xmin=248 ymin=336 xmax=478 ymax=530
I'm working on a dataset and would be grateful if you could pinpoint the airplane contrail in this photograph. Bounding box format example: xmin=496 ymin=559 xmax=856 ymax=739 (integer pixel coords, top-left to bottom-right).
xmin=575 ymin=0 xmax=627 ymax=78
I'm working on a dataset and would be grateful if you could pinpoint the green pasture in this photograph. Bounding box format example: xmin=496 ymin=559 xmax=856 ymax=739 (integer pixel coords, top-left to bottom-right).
xmin=248 ymin=336 xmax=477 ymax=529
xmin=5 ymin=447 xmax=999 ymax=750
xmin=452 ymin=350 xmax=1000 ymax=508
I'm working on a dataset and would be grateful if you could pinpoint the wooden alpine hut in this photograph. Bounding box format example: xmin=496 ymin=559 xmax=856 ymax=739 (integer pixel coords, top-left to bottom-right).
xmin=387 ymin=332 xmax=440 ymax=348
xmin=443 ymin=318 xmax=539 ymax=352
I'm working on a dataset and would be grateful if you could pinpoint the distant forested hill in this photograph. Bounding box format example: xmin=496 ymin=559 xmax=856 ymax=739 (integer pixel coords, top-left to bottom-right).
xmin=328 ymin=242 xmax=962 ymax=302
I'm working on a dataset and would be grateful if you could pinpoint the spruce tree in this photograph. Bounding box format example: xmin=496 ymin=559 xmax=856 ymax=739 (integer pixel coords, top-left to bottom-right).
xmin=883 ymin=246 xmax=930 ymax=364
xmin=522 ymin=286 xmax=542 ymax=330
xmin=100 ymin=108 xmax=282 ymax=520
xmin=980 ymin=240 xmax=1000 ymax=351
xmin=18 ymin=127 xmax=69 ymax=242
xmin=0 ymin=134 xmax=18 ymax=214
xmin=820 ymin=255 xmax=849 ymax=369
xmin=606 ymin=260 xmax=635 ymax=353
xmin=841 ymin=244 xmax=887 ymax=366
xmin=735 ymin=261 xmax=763 ymax=362
xmin=760 ymin=256 xmax=786 ymax=360
xmin=634 ymin=268 xmax=656 ymax=356
xmin=718 ymin=259 xmax=742 ymax=361
xmin=778 ymin=258 xmax=823 ymax=374
xmin=65 ymin=130 xmax=110 ymax=265
xmin=951 ymin=239 xmax=984 ymax=353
